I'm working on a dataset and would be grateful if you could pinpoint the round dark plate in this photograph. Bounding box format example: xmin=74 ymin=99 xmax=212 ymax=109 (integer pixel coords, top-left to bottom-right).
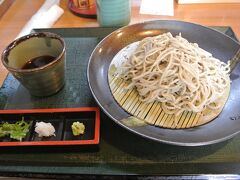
xmin=87 ymin=20 xmax=240 ymax=146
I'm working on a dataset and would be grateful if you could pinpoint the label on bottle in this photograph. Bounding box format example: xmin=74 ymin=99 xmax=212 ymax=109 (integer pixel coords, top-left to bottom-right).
xmin=78 ymin=0 xmax=95 ymax=10
xmin=71 ymin=0 xmax=96 ymax=18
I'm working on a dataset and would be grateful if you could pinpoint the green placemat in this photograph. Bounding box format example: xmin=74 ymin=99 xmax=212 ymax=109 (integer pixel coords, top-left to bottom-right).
xmin=0 ymin=27 xmax=239 ymax=176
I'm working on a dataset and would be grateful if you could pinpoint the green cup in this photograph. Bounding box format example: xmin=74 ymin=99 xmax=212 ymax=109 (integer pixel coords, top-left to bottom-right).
xmin=1 ymin=32 xmax=65 ymax=97
xmin=96 ymin=0 xmax=131 ymax=27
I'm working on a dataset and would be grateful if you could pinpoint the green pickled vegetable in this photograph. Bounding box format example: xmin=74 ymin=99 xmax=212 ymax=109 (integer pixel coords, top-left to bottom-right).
xmin=0 ymin=117 xmax=30 ymax=141
xmin=71 ymin=121 xmax=85 ymax=136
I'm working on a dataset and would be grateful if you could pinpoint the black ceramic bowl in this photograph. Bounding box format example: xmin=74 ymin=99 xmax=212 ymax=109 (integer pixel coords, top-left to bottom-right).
xmin=87 ymin=20 xmax=240 ymax=146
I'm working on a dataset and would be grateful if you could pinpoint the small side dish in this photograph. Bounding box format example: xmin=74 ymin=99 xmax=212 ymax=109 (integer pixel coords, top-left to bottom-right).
xmin=71 ymin=121 xmax=85 ymax=136
xmin=35 ymin=121 xmax=56 ymax=137
xmin=0 ymin=107 xmax=100 ymax=146
xmin=0 ymin=118 xmax=30 ymax=141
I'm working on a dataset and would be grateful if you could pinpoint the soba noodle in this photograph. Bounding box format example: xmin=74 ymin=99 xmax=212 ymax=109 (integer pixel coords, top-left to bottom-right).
xmin=117 ymin=32 xmax=230 ymax=116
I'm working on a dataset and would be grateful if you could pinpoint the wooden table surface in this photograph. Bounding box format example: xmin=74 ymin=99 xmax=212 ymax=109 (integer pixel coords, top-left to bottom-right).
xmin=0 ymin=0 xmax=240 ymax=86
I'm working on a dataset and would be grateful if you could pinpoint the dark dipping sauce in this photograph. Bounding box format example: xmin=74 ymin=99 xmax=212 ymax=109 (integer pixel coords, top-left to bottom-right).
xmin=21 ymin=55 xmax=56 ymax=69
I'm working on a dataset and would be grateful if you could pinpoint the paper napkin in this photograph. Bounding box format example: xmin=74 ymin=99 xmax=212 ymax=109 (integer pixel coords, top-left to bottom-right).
xmin=17 ymin=0 xmax=64 ymax=38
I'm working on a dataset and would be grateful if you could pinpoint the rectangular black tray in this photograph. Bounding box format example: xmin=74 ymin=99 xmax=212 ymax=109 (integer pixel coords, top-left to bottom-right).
xmin=0 ymin=27 xmax=239 ymax=177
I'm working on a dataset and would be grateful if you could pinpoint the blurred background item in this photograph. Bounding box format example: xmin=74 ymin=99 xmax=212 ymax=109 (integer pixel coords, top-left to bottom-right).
xmin=96 ymin=0 xmax=131 ymax=27
xmin=17 ymin=0 xmax=64 ymax=38
xmin=68 ymin=0 xmax=96 ymax=18
xmin=178 ymin=0 xmax=240 ymax=3
xmin=140 ymin=0 xmax=174 ymax=16
xmin=0 ymin=0 xmax=14 ymax=19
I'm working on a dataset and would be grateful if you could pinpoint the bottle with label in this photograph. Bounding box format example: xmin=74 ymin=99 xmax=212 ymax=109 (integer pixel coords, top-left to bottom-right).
xmin=69 ymin=0 xmax=97 ymax=18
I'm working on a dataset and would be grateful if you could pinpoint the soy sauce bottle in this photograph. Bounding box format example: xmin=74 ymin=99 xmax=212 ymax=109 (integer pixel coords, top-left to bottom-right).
xmin=71 ymin=0 xmax=97 ymax=18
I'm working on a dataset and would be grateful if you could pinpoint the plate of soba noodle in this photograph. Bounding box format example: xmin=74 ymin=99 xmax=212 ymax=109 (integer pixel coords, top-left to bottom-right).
xmin=87 ymin=20 xmax=240 ymax=146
